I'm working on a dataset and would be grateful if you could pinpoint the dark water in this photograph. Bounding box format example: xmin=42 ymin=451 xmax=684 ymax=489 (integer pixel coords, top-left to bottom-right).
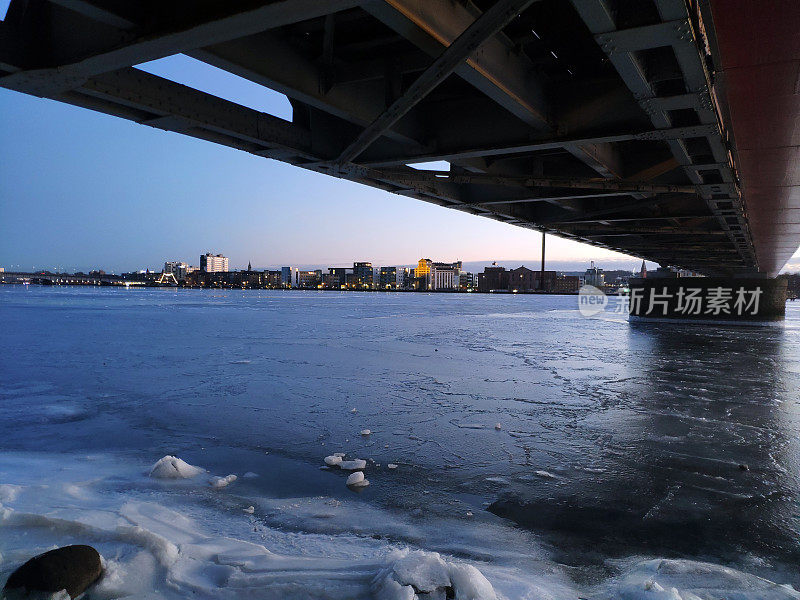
xmin=1 ymin=286 xmax=799 ymax=597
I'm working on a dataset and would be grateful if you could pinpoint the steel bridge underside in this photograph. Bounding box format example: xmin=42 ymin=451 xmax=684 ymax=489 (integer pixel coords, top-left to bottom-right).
xmin=1 ymin=0 xmax=797 ymax=275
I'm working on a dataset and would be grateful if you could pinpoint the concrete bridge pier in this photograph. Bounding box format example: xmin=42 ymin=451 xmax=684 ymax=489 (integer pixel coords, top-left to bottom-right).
xmin=628 ymin=276 xmax=787 ymax=324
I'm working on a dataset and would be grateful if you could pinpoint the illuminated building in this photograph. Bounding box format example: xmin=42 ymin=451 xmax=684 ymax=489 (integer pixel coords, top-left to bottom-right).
xmin=200 ymin=253 xmax=229 ymax=273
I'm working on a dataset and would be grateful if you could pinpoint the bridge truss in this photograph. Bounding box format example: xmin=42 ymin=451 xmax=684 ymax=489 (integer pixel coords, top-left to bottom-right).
xmin=0 ymin=0 xmax=765 ymax=274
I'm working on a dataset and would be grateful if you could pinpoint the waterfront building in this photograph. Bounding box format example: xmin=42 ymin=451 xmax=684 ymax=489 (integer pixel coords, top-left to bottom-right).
xmin=379 ymin=266 xmax=405 ymax=289
xmin=640 ymin=260 xmax=647 ymax=279
xmin=296 ymin=269 xmax=323 ymax=288
xmin=352 ymin=262 xmax=373 ymax=288
xmin=429 ymin=261 xmax=461 ymax=290
xmin=459 ymin=272 xmax=476 ymax=290
xmin=478 ymin=264 xmax=509 ymax=292
xmin=584 ymin=261 xmax=604 ymax=287
xmin=164 ymin=261 xmax=189 ymax=281
xmin=263 ymin=270 xmax=282 ymax=288
xmin=200 ymin=253 xmax=229 ymax=273
xmin=325 ymin=267 xmax=350 ymax=289
xmin=552 ymin=275 xmax=581 ymax=293
xmin=281 ymin=266 xmax=297 ymax=288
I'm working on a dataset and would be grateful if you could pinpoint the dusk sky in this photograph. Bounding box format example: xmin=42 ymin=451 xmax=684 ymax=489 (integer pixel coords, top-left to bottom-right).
xmin=2 ymin=54 xmax=798 ymax=274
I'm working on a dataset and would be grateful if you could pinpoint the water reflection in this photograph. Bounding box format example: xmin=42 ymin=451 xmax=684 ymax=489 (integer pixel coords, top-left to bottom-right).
xmin=492 ymin=321 xmax=799 ymax=577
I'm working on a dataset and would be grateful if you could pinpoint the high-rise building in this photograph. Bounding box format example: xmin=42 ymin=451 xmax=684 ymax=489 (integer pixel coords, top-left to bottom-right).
xmin=200 ymin=253 xmax=229 ymax=273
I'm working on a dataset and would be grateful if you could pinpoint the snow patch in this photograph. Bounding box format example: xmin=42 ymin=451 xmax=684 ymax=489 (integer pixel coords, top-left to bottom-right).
xmin=372 ymin=550 xmax=497 ymax=600
xmin=149 ymin=456 xmax=204 ymax=479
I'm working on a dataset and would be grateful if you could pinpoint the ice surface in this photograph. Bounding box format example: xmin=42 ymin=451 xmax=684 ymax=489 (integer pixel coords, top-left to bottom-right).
xmin=149 ymin=455 xmax=205 ymax=479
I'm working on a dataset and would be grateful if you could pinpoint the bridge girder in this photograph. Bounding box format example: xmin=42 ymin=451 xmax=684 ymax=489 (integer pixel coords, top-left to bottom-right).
xmin=0 ymin=0 xmax=780 ymax=275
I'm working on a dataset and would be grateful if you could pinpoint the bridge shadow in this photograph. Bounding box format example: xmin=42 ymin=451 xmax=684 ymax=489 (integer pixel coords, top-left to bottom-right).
xmin=490 ymin=320 xmax=800 ymax=578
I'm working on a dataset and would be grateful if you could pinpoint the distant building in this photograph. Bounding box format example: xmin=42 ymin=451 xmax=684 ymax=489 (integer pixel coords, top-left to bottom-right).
xmin=584 ymin=261 xmax=604 ymax=287
xmin=164 ymin=261 xmax=189 ymax=281
xmin=201 ymin=253 xmax=229 ymax=273
xmin=296 ymin=269 xmax=323 ymax=288
xmin=429 ymin=261 xmax=461 ymax=290
xmin=352 ymin=262 xmax=373 ymax=288
xmin=281 ymin=266 xmax=297 ymax=287
xmin=459 ymin=272 xmax=476 ymax=290
xmin=509 ymin=266 xmax=536 ymax=291
xmin=552 ymin=275 xmax=580 ymax=293
xmin=325 ymin=267 xmax=350 ymax=288
xmin=640 ymin=260 xmax=647 ymax=279
xmin=379 ymin=266 xmax=408 ymax=289
xmin=478 ymin=264 xmax=509 ymax=291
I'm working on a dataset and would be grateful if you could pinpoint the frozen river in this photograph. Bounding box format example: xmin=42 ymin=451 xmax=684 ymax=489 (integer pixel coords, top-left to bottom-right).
xmin=1 ymin=286 xmax=799 ymax=599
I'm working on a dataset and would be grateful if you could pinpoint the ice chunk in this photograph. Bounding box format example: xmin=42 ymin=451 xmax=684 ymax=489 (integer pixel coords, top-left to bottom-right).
xmin=494 ymin=423 xmax=502 ymax=430
xmin=346 ymin=472 xmax=369 ymax=487
xmin=324 ymin=455 xmax=343 ymax=467
xmin=149 ymin=456 xmax=204 ymax=479
xmin=350 ymin=408 xmax=358 ymax=413
xmin=243 ymin=506 xmax=255 ymax=514
xmin=333 ymin=452 xmax=346 ymax=458
xmin=209 ymin=474 xmax=237 ymax=489
xmin=339 ymin=459 xmax=367 ymax=470
xmin=534 ymin=470 xmax=557 ymax=479
xmin=243 ymin=471 xmax=259 ymax=478
xmin=0 ymin=484 xmax=22 ymax=503
xmin=360 ymin=429 xmax=372 ymax=436
xmin=388 ymin=464 xmax=399 ymax=470
xmin=373 ymin=550 xmax=497 ymax=600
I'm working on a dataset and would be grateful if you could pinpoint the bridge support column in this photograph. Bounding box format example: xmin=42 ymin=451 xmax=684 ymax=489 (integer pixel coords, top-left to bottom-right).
xmin=628 ymin=277 xmax=787 ymax=324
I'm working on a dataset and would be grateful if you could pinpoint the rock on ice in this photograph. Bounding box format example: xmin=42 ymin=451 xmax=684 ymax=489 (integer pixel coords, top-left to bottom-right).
xmin=339 ymin=459 xmax=367 ymax=470
xmin=324 ymin=455 xmax=343 ymax=467
xmin=209 ymin=474 xmax=237 ymax=489
xmin=149 ymin=456 xmax=205 ymax=479
xmin=346 ymin=472 xmax=369 ymax=487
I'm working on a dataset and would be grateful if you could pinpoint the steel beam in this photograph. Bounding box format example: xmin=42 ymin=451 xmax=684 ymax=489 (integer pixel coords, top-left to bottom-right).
xmin=0 ymin=0 xmax=363 ymax=95
xmin=74 ymin=67 xmax=316 ymax=158
xmin=364 ymin=0 xmax=550 ymax=129
xmin=358 ymin=124 xmax=719 ymax=166
xmin=336 ymin=0 xmax=538 ymax=164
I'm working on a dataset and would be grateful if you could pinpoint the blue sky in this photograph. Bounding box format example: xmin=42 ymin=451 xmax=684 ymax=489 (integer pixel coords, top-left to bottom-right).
xmin=2 ymin=54 xmax=795 ymax=274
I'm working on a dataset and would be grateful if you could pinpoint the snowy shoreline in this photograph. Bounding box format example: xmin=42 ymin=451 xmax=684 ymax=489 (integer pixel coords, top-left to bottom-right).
xmin=1 ymin=450 xmax=798 ymax=600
